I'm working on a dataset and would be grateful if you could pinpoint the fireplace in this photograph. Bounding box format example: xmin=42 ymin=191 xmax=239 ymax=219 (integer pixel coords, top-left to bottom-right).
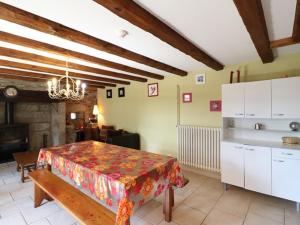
xmin=0 ymin=102 xmax=29 ymax=163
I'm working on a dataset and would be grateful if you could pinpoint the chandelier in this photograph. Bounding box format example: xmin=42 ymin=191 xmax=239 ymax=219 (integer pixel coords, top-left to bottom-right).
xmin=47 ymin=61 xmax=86 ymax=100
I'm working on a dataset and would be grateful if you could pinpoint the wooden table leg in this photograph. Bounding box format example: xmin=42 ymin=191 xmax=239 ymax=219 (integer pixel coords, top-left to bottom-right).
xmin=164 ymin=186 xmax=173 ymax=222
xmin=16 ymin=163 xmax=20 ymax=172
xmin=20 ymin=165 xmax=25 ymax=183
xmin=46 ymin=164 xmax=52 ymax=172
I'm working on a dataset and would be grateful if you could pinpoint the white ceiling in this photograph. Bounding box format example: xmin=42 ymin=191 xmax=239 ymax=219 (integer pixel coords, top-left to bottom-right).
xmin=0 ymin=0 xmax=299 ymax=79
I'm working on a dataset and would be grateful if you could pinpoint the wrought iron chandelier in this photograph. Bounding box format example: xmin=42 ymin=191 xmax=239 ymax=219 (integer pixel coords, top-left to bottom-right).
xmin=47 ymin=61 xmax=86 ymax=100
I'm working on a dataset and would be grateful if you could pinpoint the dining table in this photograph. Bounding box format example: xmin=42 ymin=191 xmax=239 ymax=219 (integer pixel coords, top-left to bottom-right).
xmin=37 ymin=141 xmax=185 ymax=225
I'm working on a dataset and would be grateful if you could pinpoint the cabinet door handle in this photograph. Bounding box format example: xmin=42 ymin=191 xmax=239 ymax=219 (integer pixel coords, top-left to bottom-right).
xmin=273 ymin=159 xmax=285 ymax=163
xmin=246 ymin=114 xmax=255 ymax=116
xmin=234 ymin=146 xmax=243 ymax=149
xmin=273 ymin=113 xmax=285 ymax=116
xmin=234 ymin=113 xmax=244 ymax=116
xmin=245 ymin=148 xmax=255 ymax=151
xmin=281 ymin=152 xmax=293 ymax=156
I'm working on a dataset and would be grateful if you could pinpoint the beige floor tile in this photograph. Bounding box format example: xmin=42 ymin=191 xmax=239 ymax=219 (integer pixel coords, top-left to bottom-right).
xmin=158 ymin=221 xmax=179 ymax=225
xmin=135 ymin=200 xmax=161 ymax=218
xmin=244 ymin=212 xmax=283 ymax=225
xmin=214 ymin=189 xmax=251 ymax=217
xmin=285 ymin=208 xmax=300 ymax=225
xmin=173 ymin=204 xmax=206 ymax=225
xmin=248 ymin=200 xmax=284 ymax=223
xmin=202 ymin=208 xmax=244 ymax=225
xmin=142 ymin=205 xmax=164 ymax=225
xmin=47 ymin=210 xmax=77 ymax=225
xmin=184 ymin=192 xmax=218 ymax=214
xmin=0 ymin=212 xmax=27 ymax=225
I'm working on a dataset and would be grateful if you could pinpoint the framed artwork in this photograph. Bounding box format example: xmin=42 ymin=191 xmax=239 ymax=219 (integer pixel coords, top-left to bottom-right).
xmin=195 ymin=73 xmax=205 ymax=85
xmin=148 ymin=83 xmax=158 ymax=97
xmin=106 ymin=89 xmax=112 ymax=98
xmin=182 ymin=93 xmax=192 ymax=103
xmin=118 ymin=87 xmax=125 ymax=97
xmin=210 ymin=100 xmax=222 ymax=112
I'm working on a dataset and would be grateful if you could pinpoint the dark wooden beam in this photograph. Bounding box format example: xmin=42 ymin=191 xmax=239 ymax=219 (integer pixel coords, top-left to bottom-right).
xmin=233 ymin=0 xmax=274 ymax=63
xmin=0 ymin=68 xmax=112 ymax=88
xmin=0 ymin=88 xmax=60 ymax=103
xmin=270 ymin=37 xmax=300 ymax=48
xmin=293 ymin=0 xmax=300 ymax=41
xmin=0 ymin=2 xmax=187 ymax=76
xmin=0 ymin=74 xmax=105 ymax=92
xmin=0 ymin=32 xmax=164 ymax=80
xmin=0 ymin=46 xmax=147 ymax=83
xmin=0 ymin=59 xmax=130 ymax=85
xmin=93 ymin=0 xmax=224 ymax=71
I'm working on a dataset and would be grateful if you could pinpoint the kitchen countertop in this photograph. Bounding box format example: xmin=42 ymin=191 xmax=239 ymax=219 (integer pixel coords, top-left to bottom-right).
xmin=223 ymin=138 xmax=300 ymax=151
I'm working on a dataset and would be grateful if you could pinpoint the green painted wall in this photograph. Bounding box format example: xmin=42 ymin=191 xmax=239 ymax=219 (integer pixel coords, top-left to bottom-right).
xmin=97 ymin=52 xmax=300 ymax=156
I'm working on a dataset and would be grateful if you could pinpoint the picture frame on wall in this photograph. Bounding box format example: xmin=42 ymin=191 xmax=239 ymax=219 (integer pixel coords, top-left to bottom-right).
xmin=195 ymin=73 xmax=205 ymax=85
xmin=210 ymin=100 xmax=222 ymax=112
xmin=106 ymin=89 xmax=112 ymax=98
xmin=118 ymin=87 xmax=125 ymax=97
xmin=148 ymin=83 xmax=159 ymax=97
xmin=182 ymin=93 xmax=192 ymax=103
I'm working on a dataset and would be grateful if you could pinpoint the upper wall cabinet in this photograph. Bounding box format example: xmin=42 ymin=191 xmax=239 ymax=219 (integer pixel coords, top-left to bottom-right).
xmin=245 ymin=80 xmax=271 ymax=118
xmin=222 ymin=83 xmax=245 ymax=118
xmin=272 ymin=77 xmax=300 ymax=119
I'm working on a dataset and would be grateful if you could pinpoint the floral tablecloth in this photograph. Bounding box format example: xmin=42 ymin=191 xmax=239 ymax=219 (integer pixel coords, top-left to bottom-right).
xmin=38 ymin=141 xmax=184 ymax=225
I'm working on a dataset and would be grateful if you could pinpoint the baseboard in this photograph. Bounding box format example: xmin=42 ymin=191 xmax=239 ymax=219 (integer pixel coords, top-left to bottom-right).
xmin=181 ymin=164 xmax=221 ymax=180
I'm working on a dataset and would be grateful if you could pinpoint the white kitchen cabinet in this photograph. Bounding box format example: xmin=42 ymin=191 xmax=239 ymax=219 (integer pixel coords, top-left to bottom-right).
xmin=244 ymin=145 xmax=271 ymax=194
xmin=272 ymin=148 xmax=300 ymax=202
xmin=221 ymin=141 xmax=244 ymax=188
xmin=222 ymin=83 xmax=244 ymax=118
xmin=272 ymin=77 xmax=300 ymax=119
xmin=245 ymin=80 xmax=271 ymax=118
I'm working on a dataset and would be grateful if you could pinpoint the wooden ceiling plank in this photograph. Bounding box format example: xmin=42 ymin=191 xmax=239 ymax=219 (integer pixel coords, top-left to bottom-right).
xmin=0 ymin=68 xmax=114 ymax=87
xmin=0 ymin=31 xmax=164 ymax=80
xmin=270 ymin=37 xmax=300 ymax=48
xmin=293 ymin=0 xmax=300 ymax=41
xmin=233 ymin=0 xmax=274 ymax=63
xmin=0 ymin=46 xmax=147 ymax=83
xmin=0 ymin=73 xmax=105 ymax=90
xmin=93 ymin=0 xmax=224 ymax=71
xmin=0 ymin=68 xmax=105 ymax=88
xmin=0 ymin=2 xmax=187 ymax=76
xmin=0 ymin=59 xmax=129 ymax=85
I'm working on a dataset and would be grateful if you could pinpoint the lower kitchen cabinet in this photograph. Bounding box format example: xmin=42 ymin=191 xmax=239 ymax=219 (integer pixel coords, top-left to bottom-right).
xmin=272 ymin=148 xmax=300 ymax=202
xmin=244 ymin=146 xmax=271 ymax=195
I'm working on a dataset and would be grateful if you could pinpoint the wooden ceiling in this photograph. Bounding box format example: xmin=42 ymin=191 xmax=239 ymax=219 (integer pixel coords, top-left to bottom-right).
xmin=0 ymin=1 xmax=299 ymax=89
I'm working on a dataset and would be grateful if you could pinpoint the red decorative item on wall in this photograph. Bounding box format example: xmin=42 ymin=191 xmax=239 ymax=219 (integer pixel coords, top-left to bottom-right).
xmin=182 ymin=93 xmax=192 ymax=103
xmin=210 ymin=100 xmax=222 ymax=112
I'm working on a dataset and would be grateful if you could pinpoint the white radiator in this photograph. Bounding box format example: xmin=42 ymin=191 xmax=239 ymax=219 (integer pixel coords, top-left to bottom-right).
xmin=177 ymin=125 xmax=221 ymax=172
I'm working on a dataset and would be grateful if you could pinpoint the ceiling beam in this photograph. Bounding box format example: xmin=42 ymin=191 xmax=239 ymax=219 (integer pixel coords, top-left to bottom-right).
xmin=0 ymin=59 xmax=130 ymax=85
xmin=93 ymin=0 xmax=224 ymax=71
xmin=270 ymin=37 xmax=300 ymax=48
xmin=233 ymin=0 xmax=274 ymax=63
xmin=293 ymin=0 xmax=300 ymax=41
xmin=0 ymin=46 xmax=147 ymax=83
xmin=0 ymin=32 xmax=164 ymax=80
xmin=0 ymin=2 xmax=187 ymax=76
xmin=0 ymin=74 xmax=104 ymax=92
xmin=0 ymin=68 xmax=110 ymax=88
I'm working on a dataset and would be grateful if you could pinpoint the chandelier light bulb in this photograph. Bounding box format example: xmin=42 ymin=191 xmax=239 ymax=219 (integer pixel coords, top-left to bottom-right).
xmin=76 ymin=80 xmax=81 ymax=86
xmin=81 ymin=83 xmax=87 ymax=89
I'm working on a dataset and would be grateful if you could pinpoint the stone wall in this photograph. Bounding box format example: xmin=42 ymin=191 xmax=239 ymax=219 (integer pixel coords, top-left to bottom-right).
xmin=0 ymin=78 xmax=66 ymax=150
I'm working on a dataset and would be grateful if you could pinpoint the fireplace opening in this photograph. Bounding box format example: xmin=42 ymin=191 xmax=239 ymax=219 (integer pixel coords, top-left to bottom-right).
xmin=0 ymin=102 xmax=29 ymax=163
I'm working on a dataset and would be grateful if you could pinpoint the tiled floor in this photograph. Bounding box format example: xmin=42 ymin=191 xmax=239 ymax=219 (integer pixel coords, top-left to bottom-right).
xmin=0 ymin=161 xmax=300 ymax=225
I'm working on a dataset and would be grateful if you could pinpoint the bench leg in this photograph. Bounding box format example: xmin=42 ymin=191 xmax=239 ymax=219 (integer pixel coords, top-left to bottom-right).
xmin=47 ymin=164 xmax=52 ymax=172
xmin=163 ymin=187 xmax=173 ymax=222
xmin=34 ymin=184 xmax=53 ymax=208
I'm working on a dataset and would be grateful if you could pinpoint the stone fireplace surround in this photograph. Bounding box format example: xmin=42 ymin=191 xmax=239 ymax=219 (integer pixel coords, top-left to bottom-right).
xmin=0 ymin=78 xmax=66 ymax=151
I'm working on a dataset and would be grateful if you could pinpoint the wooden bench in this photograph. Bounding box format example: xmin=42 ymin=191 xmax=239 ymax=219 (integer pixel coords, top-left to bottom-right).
xmin=29 ymin=169 xmax=116 ymax=225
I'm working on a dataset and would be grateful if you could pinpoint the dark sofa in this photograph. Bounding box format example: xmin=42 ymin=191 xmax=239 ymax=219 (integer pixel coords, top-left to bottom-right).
xmin=83 ymin=127 xmax=140 ymax=150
